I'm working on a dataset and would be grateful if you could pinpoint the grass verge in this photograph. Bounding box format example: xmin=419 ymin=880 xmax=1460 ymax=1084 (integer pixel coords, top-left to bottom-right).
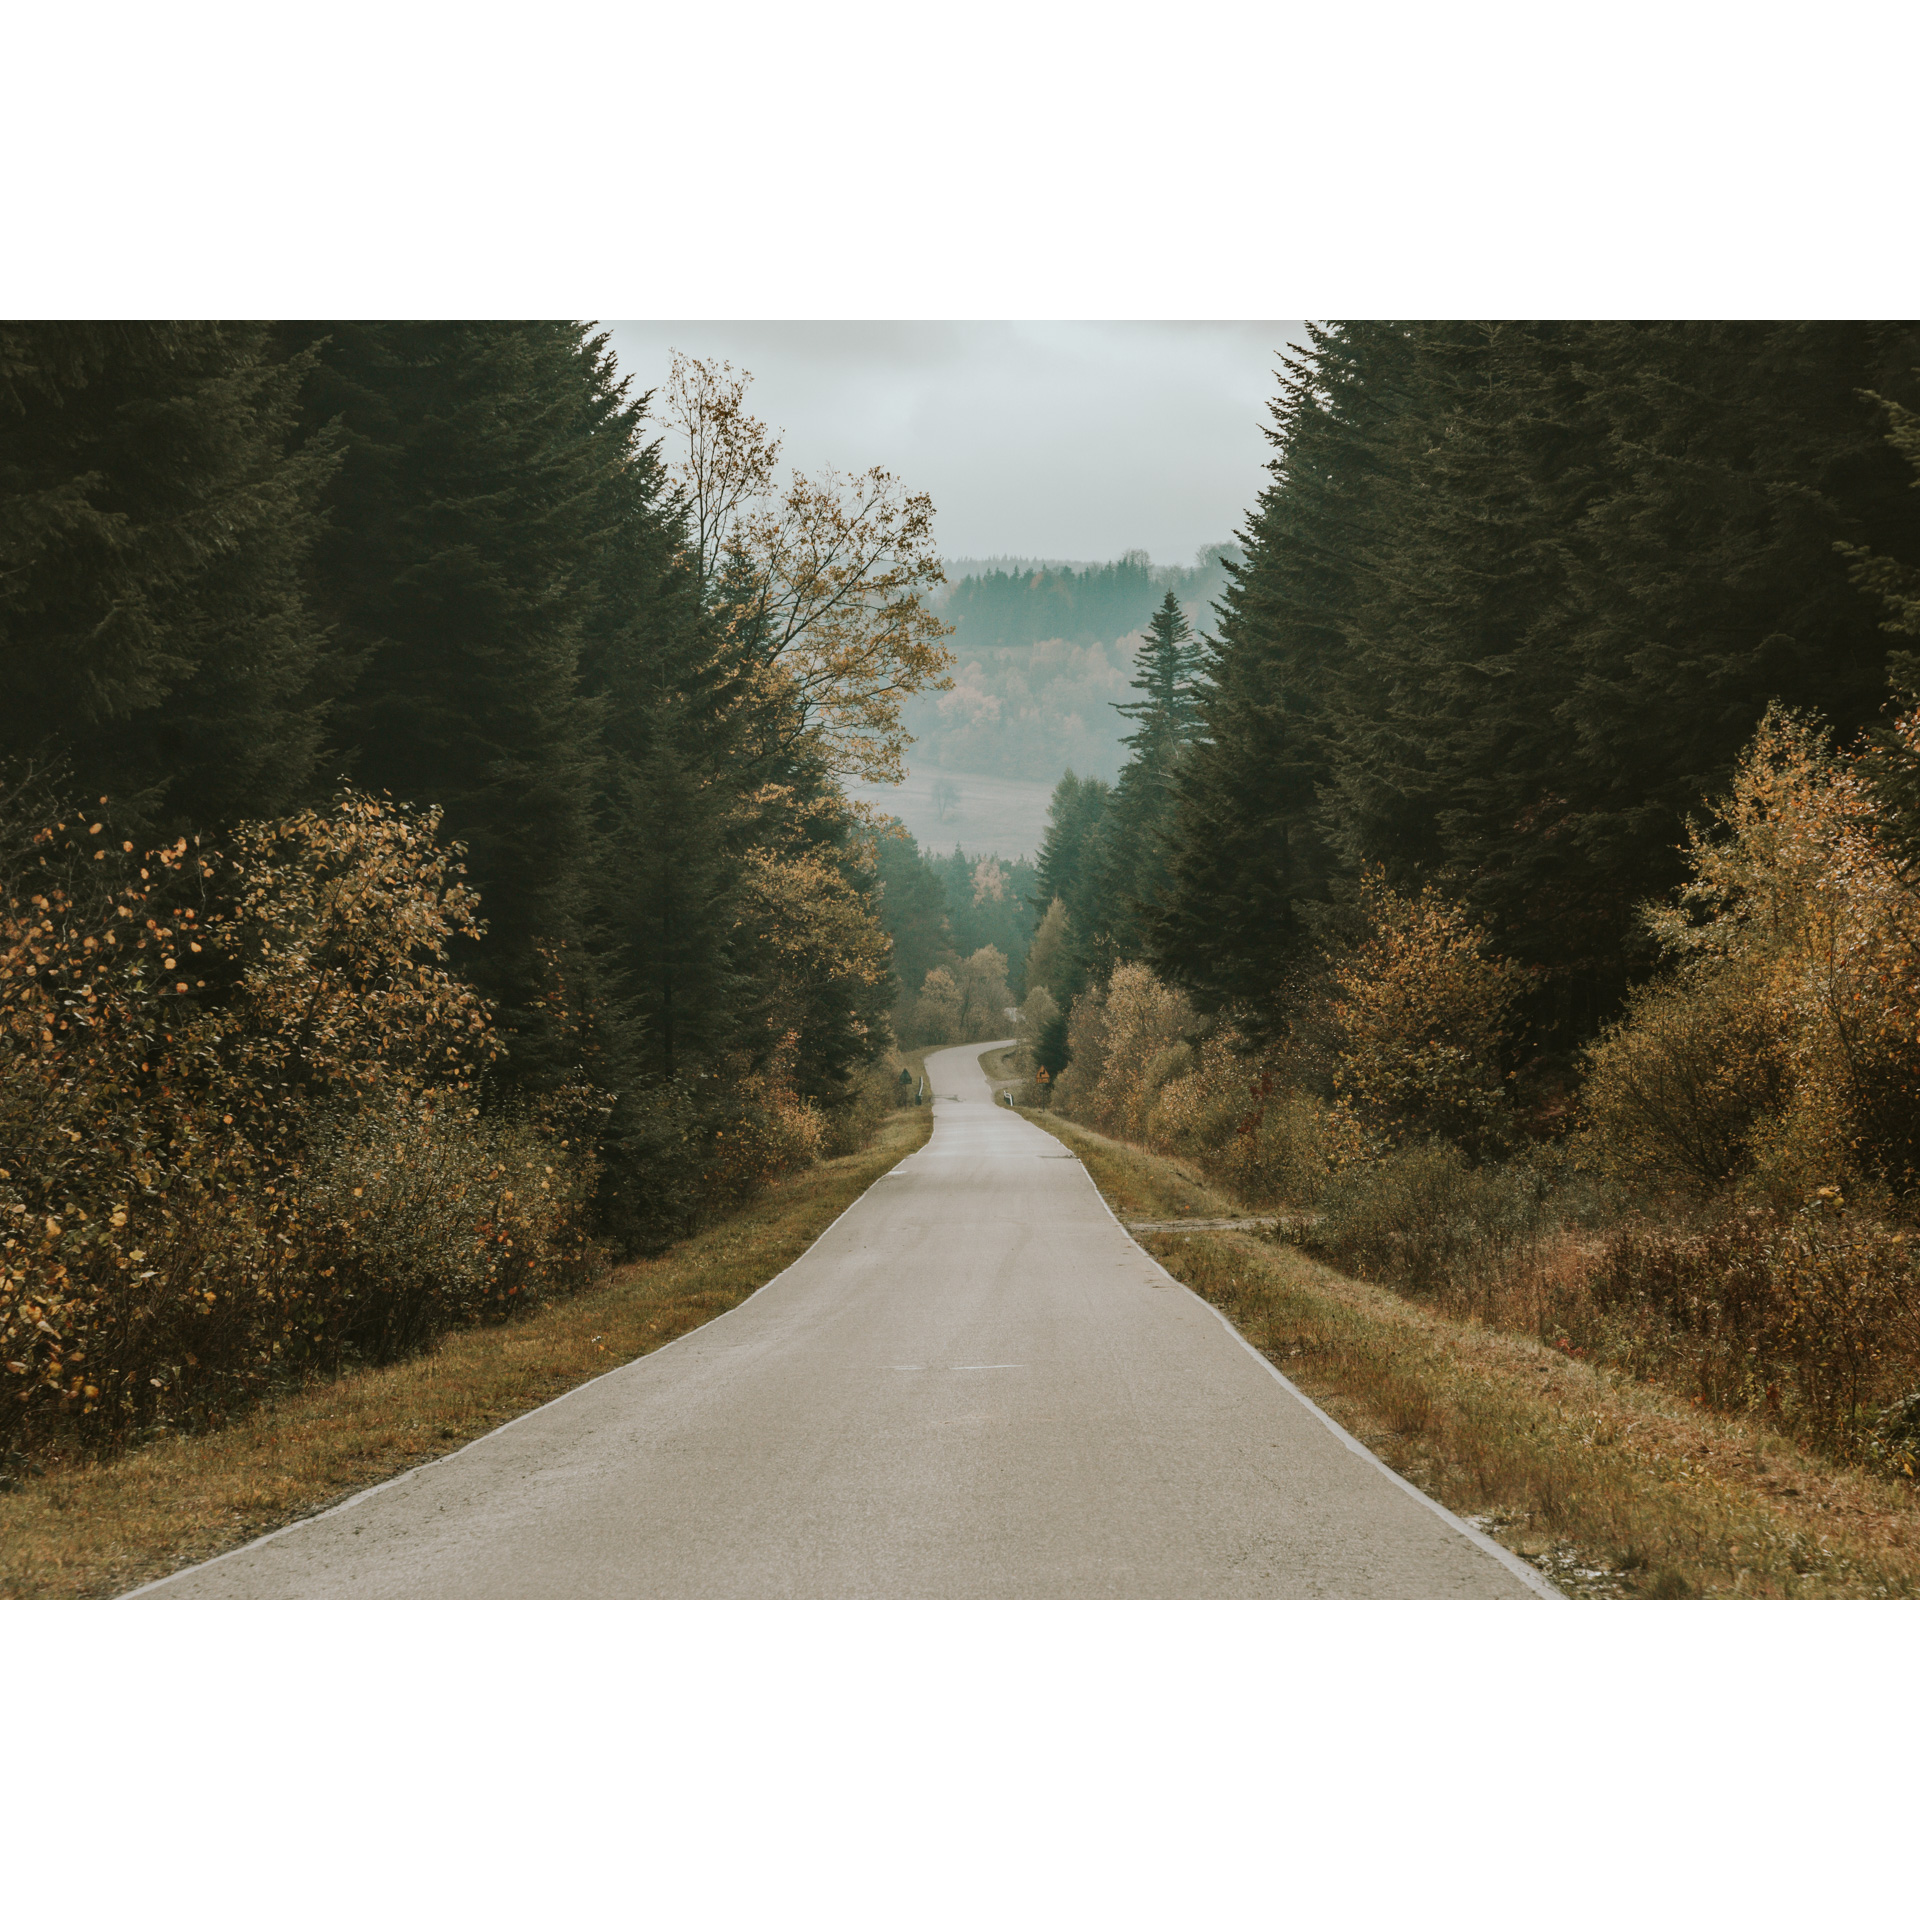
xmin=2 ymin=1104 xmax=932 ymax=1600
xmin=978 ymin=1042 xmax=1021 ymax=1078
xmin=1030 ymin=1110 xmax=1920 ymax=1599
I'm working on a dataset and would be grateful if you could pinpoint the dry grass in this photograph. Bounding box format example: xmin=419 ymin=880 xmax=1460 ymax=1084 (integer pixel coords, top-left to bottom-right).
xmin=1032 ymin=1112 xmax=1920 ymax=1599
xmin=974 ymin=1043 xmax=1027 ymax=1100
xmin=1 ymin=1105 xmax=932 ymax=1599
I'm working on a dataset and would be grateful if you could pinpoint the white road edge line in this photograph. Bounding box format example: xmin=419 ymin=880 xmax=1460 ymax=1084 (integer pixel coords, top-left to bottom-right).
xmin=121 ymin=1122 xmax=940 ymax=1600
xmin=125 ymin=1050 xmax=1555 ymax=1603
xmin=1053 ymin=1131 xmax=1566 ymax=1603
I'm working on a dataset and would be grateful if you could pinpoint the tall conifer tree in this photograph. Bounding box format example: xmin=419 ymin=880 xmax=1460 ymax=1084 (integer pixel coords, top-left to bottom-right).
xmin=284 ymin=320 xmax=625 ymax=1086
xmin=0 ymin=321 xmax=338 ymax=828
xmin=1033 ymin=769 xmax=1113 ymax=1000
xmin=1148 ymin=326 xmax=1396 ymax=1033
xmin=1156 ymin=321 xmax=1920 ymax=1046
xmin=1097 ymin=592 xmax=1204 ymax=964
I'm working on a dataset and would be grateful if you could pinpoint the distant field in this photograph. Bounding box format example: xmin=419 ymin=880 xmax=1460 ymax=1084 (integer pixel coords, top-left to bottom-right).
xmin=845 ymin=763 xmax=1058 ymax=859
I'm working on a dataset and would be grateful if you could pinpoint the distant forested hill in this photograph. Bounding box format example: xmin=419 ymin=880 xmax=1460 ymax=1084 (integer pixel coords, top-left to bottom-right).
xmin=905 ymin=546 xmax=1239 ymax=781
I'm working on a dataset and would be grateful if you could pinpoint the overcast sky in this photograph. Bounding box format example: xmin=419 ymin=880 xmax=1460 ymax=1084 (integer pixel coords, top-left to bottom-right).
xmin=606 ymin=322 xmax=1306 ymax=567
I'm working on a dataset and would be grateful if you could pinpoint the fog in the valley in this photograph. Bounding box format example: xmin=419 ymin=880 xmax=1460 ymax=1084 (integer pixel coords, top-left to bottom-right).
xmin=610 ymin=322 xmax=1304 ymax=856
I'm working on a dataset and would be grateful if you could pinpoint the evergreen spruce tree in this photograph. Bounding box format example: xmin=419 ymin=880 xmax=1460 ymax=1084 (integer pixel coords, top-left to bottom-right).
xmin=1097 ymin=591 xmax=1204 ymax=964
xmin=1551 ymin=321 xmax=1920 ymax=967
xmin=1147 ymin=327 xmax=1392 ymax=1034
xmin=1848 ymin=392 xmax=1920 ymax=866
xmin=1336 ymin=321 xmax=1920 ymax=1025
xmin=1113 ymin=591 xmax=1204 ymax=750
xmin=283 ymin=320 xmax=624 ymax=1088
xmin=0 ymin=321 xmax=339 ymax=829
xmin=578 ymin=393 xmax=733 ymax=1092
xmin=1033 ymin=770 xmax=1113 ymax=1000
xmin=873 ymin=824 xmax=953 ymax=1004
xmin=1156 ymin=320 xmax=1920 ymax=1047
xmin=1315 ymin=321 xmax=1616 ymax=1036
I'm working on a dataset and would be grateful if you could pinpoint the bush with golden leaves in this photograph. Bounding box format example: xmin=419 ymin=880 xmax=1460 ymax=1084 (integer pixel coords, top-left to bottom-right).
xmin=1328 ymin=871 xmax=1519 ymax=1162
xmin=698 ymin=1031 xmax=828 ymax=1216
xmin=1053 ymin=968 xmax=1188 ymax=1131
xmin=1580 ymin=967 xmax=1788 ymax=1195
xmin=1146 ymin=1029 xmax=1351 ymax=1205
xmin=0 ymin=790 xmax=605 ymax=1468
xmin=1584 ymin=702 xmax=1920 ymax=1204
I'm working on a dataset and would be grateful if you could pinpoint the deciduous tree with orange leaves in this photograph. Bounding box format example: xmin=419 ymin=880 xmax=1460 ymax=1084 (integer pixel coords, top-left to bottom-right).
xmin=664 ymin=352 xmax=954 ymax=783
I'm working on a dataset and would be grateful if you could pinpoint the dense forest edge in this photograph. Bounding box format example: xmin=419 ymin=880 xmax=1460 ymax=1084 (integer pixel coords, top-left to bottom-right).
xmin=1 ymin=328 xmax=955 ymax=1477
xmin=977 ymin=320 xmax=1920 ymax=1497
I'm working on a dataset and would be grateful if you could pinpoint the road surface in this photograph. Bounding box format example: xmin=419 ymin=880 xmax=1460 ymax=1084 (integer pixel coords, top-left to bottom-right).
xmin=137 ymin=1043 xmax=1550 ymax=1599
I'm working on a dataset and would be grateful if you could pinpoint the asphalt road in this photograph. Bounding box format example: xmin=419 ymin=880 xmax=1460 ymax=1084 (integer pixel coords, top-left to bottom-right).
xmin=137 ymin=1043 xmax=1550 ymax=1599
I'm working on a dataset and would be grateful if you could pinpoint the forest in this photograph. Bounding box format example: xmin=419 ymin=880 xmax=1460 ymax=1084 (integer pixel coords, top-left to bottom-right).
xmin=1014 ymin=321 xmax=1920 ymax=1481
xmin=15 ymin=317 xmax=1920 ymax=1494
xmin=873 ymin=830 xmax=1039 ymax=1046
xmin=940 ymin=548 xmax=1238 ymax=648
xmin=0 ymin=327 xmax=951 ymax=1466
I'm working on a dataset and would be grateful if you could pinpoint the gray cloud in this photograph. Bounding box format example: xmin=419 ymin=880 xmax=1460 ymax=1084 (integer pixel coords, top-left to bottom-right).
xmin=606 ymin=320 xmax=1306 ymax=566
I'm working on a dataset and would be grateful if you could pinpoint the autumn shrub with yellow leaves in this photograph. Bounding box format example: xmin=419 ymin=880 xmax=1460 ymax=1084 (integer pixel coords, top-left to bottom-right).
xmin=1574 ymin=1191 xmax=1920 ymax=1464
xmin=1055 ymin=883 xmax=1523 ymax=1211
xmin=1050 ymin=970 xmax=1338 ymax=1206
xmin=0 ymin=789 xmax=605 ymax=1471
xmin=1563 ymin=702 xmax=1920 ymax=1460
xmin=697 ymin=1031 xmax=828 ymax=1215
xmin=1586 ymin=703 xmax=1920 ymax=1206
xmin=1326 ymin=870 xmax=1520 ymax=1164
xmin=1053 ymin=964 xmax=1189 ymax=1139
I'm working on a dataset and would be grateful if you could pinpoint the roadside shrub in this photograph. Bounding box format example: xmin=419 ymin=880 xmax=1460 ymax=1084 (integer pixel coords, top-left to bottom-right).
xmin=1142 ymin=1029 xmax=1346 ymax=1206
xmin=819 ymin=1056 xmax=903 ymax=1157
xmin=1144 ymin=1027 xmax=1249 ymax=1161
xmin=1582 ymin=965 xmax=1788 ymax=1195
xmin=1301 ymin=1142 xmax=1556 ymax=1297
xmin=1099 ymin=966 xmax=1192 ymax=1138
xmin=1584 ymin=703 xmax=1920 ymax=1205
xmin=1052 ymin=980 xmax=1110 ymax=1119
xmin=587 ymin=1036 xmax=907 ymax=1253
xmin=1055 ymin=964 xmax=1189 ymax=1136
xmin=1014 ymin=985 xmax=1058 ymax=1066
xmin=699 ymin=1032 xmax=826 ymax=1215
xmin=1215 ymin=1085 xmax=1354 ymax=1206
xmin=1328 ymin=871 xmax=1519 ymax=1161
xmin=1590 ymin=1193 xmax=1920 ymax=1455
xmin=4 ymin=1092 xmax=602 ymax=1460
xmin=0 ymin=790 xmax=605 ymax=1466
xmin=292 ymin=1096 xmax=601 ymax=1360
